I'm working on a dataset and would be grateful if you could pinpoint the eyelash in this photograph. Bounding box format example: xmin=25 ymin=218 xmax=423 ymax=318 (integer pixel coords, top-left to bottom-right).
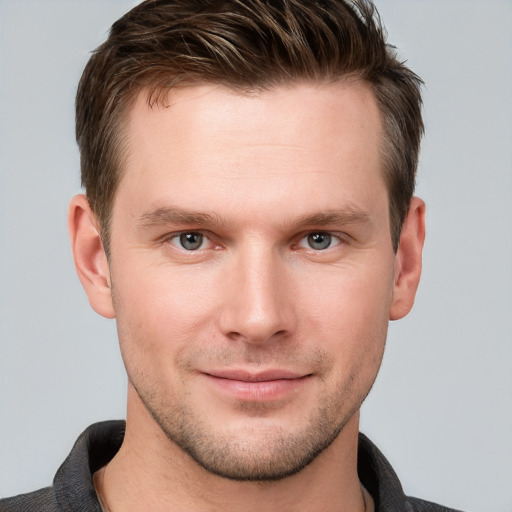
xmin=165 ymin=231 xmax=345 ymax=252
xmin=296 ymin=232 xmax=342 ymax=251
xmin=167 ymin=232 xmax=213 ymax=251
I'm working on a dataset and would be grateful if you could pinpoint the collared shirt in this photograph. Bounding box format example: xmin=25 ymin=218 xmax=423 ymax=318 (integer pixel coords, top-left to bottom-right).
xmin=0 ymin=421 xmax=462 ymax=512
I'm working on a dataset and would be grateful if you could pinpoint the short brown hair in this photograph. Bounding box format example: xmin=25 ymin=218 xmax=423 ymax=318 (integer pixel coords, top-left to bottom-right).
xmin=76 ymin=0 xmax=423 ymax=254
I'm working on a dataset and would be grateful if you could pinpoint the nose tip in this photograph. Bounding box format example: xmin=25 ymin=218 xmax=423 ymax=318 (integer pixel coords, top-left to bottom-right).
xmin=217 ymin=253 xmax=296 ymax=344
xmin=223 ymin=308 xmax=290 ymax=344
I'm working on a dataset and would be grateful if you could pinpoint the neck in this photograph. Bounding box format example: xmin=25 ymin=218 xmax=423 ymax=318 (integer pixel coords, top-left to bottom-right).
xmin=97 ymin=390 xmax=372 ymax=512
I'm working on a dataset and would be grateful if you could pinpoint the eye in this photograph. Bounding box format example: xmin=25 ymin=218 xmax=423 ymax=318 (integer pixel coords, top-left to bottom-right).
xmin=299 ymin=232 xmax=340 ymax=251
xmin=170 ymin=232 xmax=206 ymax=251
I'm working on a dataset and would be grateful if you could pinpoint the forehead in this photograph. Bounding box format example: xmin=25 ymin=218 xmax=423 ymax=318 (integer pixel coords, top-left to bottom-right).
xmin=127 ymin=81 xmax=382 ymax=150
xmin=115 ymin=82 xmax=386 ymax=222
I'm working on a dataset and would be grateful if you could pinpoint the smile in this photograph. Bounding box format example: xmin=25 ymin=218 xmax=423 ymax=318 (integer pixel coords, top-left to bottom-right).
xmin=202 ymin=370 xmax=312 ymax=401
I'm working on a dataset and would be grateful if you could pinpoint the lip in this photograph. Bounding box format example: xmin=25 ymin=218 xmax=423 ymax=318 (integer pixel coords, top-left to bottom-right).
xmin=201 ymin=369 xmax=311 ymax=401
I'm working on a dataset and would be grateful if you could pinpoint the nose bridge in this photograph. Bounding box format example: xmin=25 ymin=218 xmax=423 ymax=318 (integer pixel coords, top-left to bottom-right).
xmin=219 ymin=240 xmax=295 ymax=343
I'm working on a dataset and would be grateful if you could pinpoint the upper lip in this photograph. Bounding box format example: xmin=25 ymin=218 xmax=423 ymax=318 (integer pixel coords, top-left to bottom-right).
xmin=204 ymin=369 xmax=308 ymax=382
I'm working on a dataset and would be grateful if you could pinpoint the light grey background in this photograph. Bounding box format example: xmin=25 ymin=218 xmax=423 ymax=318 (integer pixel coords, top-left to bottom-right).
xmin=0 ymin=1 xmax=511 ymax=511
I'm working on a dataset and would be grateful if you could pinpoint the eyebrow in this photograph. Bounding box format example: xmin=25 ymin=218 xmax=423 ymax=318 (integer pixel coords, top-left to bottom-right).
xmin=293 ymin=208 xmax=371 ymax=228
xmin=137 ymin=205 xmax=371 ymax=230
xmin=138 ymin=207 xmax=221 ymax=228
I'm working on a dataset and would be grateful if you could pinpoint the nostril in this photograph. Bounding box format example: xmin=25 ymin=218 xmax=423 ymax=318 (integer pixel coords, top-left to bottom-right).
xmin=224 ymin=328 xmax=290 ymax=344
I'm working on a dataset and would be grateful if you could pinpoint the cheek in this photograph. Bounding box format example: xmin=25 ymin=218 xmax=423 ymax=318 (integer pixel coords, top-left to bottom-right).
xmin=296 ymin=262 xmax=393 ymax=368
xmin=110 ymin=260 xmax=219 ymax=376
xmin=114 ymin=255 xmax=216 ymax=323
xmin=298 ymin=258 xmax=394 ymax=323
xmin=311 ymin=273 xmax=390 ymax=408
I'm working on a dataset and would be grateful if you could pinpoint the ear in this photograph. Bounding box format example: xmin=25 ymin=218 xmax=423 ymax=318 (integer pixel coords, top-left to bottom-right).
xmin=390 ymin=196 xmax=426 ymax=321
xmin=68 ymin=194 xmax=115 ymax=319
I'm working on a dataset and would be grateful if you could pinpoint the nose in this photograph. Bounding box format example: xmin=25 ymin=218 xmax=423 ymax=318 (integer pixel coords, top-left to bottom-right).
xmin=217 ymin=244 xmax=297 ymax=344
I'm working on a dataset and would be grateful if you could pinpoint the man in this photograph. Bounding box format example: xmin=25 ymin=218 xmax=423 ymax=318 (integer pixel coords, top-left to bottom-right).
xmin=0 ymin=0 xmax=463 ymax=511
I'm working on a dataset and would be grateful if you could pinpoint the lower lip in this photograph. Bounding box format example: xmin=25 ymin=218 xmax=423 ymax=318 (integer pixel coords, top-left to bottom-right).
xmin=203 ymin=374 xmax=310 ymax=401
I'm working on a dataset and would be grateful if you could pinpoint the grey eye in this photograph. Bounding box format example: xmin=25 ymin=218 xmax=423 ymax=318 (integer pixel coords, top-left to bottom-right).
xmin=179 ymin=232 xmax=204 ymax=250
xmin=307 ymin=233 xmax=332 ymax=250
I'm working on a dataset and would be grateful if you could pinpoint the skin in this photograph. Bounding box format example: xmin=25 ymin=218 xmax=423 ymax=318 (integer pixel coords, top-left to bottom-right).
xmin=69 ymin=81 xmax=425 ymax=512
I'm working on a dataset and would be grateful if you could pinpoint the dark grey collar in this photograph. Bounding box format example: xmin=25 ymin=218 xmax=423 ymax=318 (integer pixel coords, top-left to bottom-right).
xmin=1 ymin=420 xmax=462 ymax=512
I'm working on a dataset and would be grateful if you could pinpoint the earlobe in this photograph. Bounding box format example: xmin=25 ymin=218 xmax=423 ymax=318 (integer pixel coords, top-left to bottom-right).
xmin=68 ymin=194 xmax=115 ymax=319
xmin=390 ymin=196 xmax=426 ymax=321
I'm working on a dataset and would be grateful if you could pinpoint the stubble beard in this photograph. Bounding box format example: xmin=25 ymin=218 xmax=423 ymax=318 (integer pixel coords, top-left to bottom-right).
xmin=131 ymin=367 xmax=373 ymax=482
xmin=111 ymin=264 xmax=389 ymax=483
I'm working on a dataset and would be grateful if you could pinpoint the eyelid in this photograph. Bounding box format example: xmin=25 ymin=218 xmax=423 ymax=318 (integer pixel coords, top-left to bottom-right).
xmin=295 ymin=231 xmax=346 ymax=250
xmin=163 ymin=230 xmax=219 ymax=251
xmin=159 ymin=229 xmax=348 ymax=252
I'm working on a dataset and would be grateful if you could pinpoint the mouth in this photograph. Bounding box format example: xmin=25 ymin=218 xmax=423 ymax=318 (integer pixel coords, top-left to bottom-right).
xmin=201 ymin=369 xmax=312 ymax=401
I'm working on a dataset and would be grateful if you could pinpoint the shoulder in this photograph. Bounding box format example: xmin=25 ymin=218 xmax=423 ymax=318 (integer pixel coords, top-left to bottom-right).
xmin=405 ymin=496 xmax=464 ymax=512
xmin=358 ymin=433 xmax=466 ymax=512
xmin=0 ymin=487 xmax=58 ymax=512
xmin=0 ymin=421 xmax=124 ymax=512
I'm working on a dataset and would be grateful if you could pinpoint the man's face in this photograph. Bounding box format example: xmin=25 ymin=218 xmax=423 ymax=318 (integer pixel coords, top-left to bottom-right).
xmin=107 ymin=82 xmax=398 ymax=480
